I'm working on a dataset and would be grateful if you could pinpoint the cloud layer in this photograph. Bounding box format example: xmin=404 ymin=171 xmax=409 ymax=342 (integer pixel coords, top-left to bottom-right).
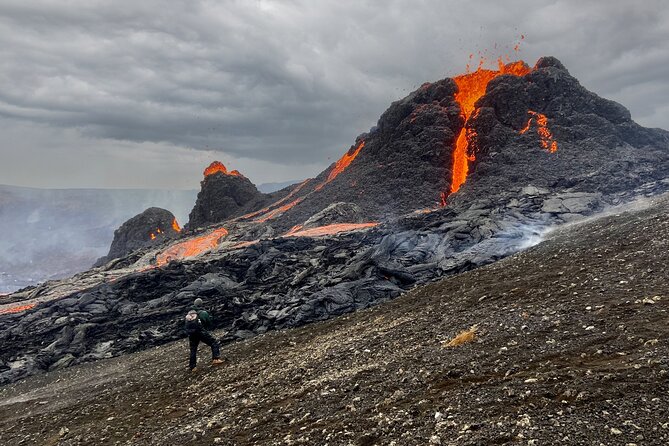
xmin=1 ymin=0 xmax=667 ymax=188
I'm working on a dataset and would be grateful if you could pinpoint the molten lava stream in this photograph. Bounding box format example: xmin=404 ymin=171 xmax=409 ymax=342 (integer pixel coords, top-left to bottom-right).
xmin=520 ymin=110 xmax=558 ymax=153
xmin=254 ymin=198 xmax=304 ymax=223
xmin=315 ymin=140 xmax=365 ymax=191
xmin=236 ymin=179 xmax=311 ymax=222
xmin=231 ymin=240 xmax=259 ymax=250
xmin=450 ymin=60 xmax=531 ymax=194
xmin=284 ymin=222 xmax=378 ymax=238
xmin=155 ymin=227 xmax=229 ymax=266
xmin=0 ymin=303 xmax=36 ymax=315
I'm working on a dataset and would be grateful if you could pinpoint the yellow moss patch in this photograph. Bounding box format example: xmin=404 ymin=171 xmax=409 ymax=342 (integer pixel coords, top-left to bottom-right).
xmin=443 ymin=325 xmax=478 ymax=347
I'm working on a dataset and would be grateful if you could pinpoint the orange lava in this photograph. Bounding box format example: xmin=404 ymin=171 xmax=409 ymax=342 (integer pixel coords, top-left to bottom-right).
xmin=237 ymin=179 xmax=311 ymax=222
xmin=230 ymin=240 xmax=259 ymax=250
xmin=172 ymin=218 xmax=182 ymax=232
xmin=254 ymin=198 xmax=304 ymax=223
xmin=284 ymin=224 xmax=304 ymax=236
xmin=0 ymin=303 xmax=36 ymax=315
xmin=315 ymin=141 xmax=365 ymax=191
xmin=150 ymin=233 xmax=157 ymax=240
xmin=451 ymin=59 xmax=532 ymax=194
xmin=155 ymin=227 xmax=229 ymax=266
xmin=284 ymin=222 xmax=378 ymax=238
xmin=203 ymin=161 xmax=243 ymax=178
xmin=520 ymin=110 xmax=558 ymax=153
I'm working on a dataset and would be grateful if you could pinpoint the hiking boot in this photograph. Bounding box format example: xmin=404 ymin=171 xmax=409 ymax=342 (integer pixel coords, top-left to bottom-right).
xmin=190 ymin=367 xmax=198 ymax=373
xmin=212 ymin=358 xmax=224 ymax=366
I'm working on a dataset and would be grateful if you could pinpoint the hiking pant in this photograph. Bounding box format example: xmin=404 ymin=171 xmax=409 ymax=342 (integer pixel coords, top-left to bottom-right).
xmin=189 ymin=330 xmax=220 ymax=370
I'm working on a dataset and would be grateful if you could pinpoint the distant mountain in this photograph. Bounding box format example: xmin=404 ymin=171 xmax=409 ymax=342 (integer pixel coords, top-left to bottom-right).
xmin=0 ymin=185 xmax=197 ymax=292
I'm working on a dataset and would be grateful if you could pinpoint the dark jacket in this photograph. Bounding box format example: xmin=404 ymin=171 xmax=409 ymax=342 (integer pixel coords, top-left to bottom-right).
xmin=193 ymin=307 xmax=213 ymax=330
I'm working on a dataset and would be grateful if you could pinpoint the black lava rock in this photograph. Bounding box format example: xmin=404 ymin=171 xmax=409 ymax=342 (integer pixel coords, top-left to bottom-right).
xmin=94 ymin=207 xmax=180 ymax=266
xmin=186 ymin=164 xmax=265 ymax=229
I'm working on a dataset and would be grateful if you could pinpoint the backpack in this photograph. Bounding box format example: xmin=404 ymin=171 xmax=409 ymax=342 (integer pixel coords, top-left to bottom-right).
xmin=184 ymin=310 xmax=202 ymax=334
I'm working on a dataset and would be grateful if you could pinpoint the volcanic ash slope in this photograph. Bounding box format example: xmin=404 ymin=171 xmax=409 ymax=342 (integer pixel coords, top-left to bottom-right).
xmin=2 ymin=194 xmax=669 ymax=445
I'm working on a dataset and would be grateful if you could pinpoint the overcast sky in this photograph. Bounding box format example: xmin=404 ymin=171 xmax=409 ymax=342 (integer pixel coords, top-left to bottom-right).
xmin=1 ymin=0 xmax=667 ymax=190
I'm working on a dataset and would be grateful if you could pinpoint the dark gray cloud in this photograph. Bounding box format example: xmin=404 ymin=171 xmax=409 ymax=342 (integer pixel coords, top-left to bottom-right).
xmin=0 ymin=0 xmax=667 ymax=188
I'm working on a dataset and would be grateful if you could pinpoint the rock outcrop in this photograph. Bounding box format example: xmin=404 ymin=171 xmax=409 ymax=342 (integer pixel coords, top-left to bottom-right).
xmin=186 ymin=162 xmax=265 ymax=229
xmin=94 ymin=207 xmax=180 ymax=266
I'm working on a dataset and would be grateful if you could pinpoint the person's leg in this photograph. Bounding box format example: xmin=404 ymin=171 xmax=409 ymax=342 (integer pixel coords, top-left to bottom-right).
xmin=199 ymin=330 xmax=221 ymax=360
xmin=189 ymin=334 xmax=201 ymax=370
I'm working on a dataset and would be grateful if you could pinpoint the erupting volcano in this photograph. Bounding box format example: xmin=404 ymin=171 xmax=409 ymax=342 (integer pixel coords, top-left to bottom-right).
xmin=450 ymin=59 xmax=533 ymax=194
xmin=4 ymin=54 xmax=669 ymax=392
xmin=203 ymin=161 xmax=243 ymax=177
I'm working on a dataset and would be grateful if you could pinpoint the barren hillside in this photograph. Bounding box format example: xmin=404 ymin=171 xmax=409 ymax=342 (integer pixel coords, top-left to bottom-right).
xmin=2 ymin=195 xmax=668 ymax=445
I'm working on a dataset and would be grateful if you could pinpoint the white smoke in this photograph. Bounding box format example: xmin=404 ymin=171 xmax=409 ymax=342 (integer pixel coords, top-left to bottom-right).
xmin=0 ymin=185 xmax=197 ymax=292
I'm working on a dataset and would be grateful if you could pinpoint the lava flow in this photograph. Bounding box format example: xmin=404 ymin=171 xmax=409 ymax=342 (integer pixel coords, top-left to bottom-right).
xmin=284 ymin=222 xmax=378 ymax=238
xmin=315 ymin=140 xmax=365 ymax=191
xmin=237 ymin=179 xmax=311 ymax=222
xmin=520 ymin=110 xmax=558 ymax=153
xmin=450 ymin=59 xmax=532 ymax=194
xmin=254 ymin=198 xmax=304 ymax=223
xmin=172 ymin=218 xmax=182 ymax=232
xmin=155 ymin=227 xmax=229 ymax=266
xmin=0 ymin=303 xmax=36 ymax=315
xmin=203 ymin=161 xmax=243 ymax=177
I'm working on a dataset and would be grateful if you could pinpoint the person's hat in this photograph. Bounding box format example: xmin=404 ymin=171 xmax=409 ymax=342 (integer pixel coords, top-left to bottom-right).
xmin=194 ymin=298 xmax=203 ymax=307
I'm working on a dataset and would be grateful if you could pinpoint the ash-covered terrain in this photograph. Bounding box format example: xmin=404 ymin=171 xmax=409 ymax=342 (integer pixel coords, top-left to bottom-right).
xmin=1 ymin=193 xmax=668 ymax=445
xmin=1 ymin=56 xmax=668 ymax=389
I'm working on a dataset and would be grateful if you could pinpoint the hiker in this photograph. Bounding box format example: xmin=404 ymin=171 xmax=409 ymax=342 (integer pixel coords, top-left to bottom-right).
xmin=185 ymin=298 xmax=223 ymax=372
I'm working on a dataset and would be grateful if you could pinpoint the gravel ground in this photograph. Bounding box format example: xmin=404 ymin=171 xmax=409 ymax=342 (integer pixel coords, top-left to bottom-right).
xmin=1 ymin=196 xmax=669 ymax=446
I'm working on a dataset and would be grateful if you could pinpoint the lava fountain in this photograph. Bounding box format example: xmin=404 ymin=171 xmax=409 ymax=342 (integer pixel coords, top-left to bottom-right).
xmin=450 ymin=59 xmax=532 ymax=194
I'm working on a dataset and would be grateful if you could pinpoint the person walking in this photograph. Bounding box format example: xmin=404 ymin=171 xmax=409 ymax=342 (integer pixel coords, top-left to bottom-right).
xmin=185 ymin=298 xmax=223 ymax=372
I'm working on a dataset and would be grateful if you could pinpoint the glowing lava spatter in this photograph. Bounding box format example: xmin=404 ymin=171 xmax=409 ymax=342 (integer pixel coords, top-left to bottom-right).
xmin=520 ymin=110 xmax=558 ymax=153
xmin=315 ymin=140 xmax=365 ymax=191
xmin=450 ymin=59 xmax=532 ymax=194
xmin=172 ymin=218 xmax=182 ymax=232
xmin=155 ymin=227 xmax=228 ymax=266
xmin=203 ymin=161 xmax=243 ymax=178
